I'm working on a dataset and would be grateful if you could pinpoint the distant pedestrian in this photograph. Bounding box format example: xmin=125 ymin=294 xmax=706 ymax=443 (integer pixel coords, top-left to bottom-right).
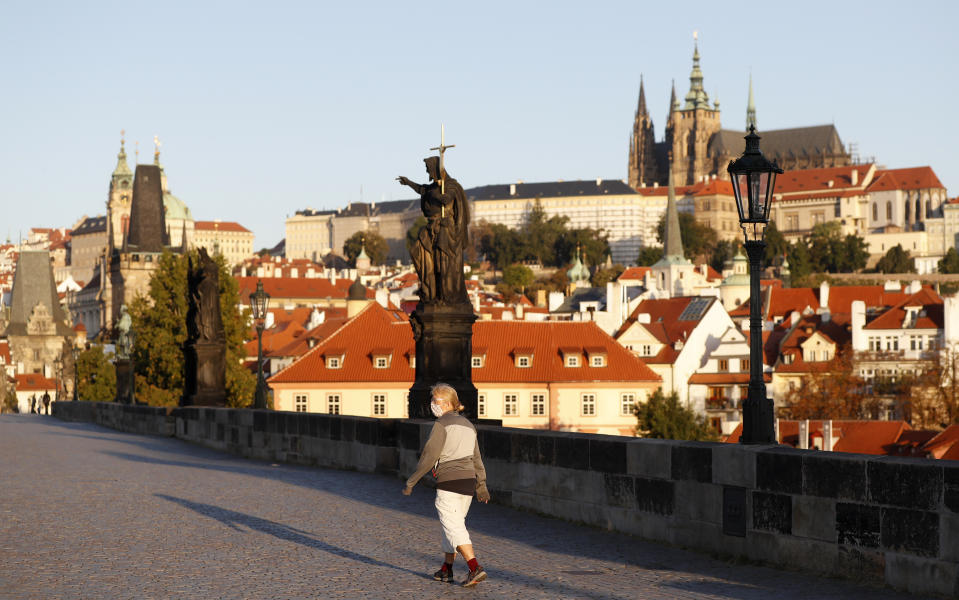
xmin=30 ymin=395 xmax=36 ymax=414
xmin=402 ymin=383 xmax=490 ymax=587
xmin=42 ymin=392 xmax=51 ymax=415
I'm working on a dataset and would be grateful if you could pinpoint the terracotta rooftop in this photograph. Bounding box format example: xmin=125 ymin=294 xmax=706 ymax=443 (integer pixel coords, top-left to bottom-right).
xmin=616 ymin=296 xmax=718 ymax=365
xmin=869 ymin=166 xmax=944 ymax=191
xmin=14 ymin=373 xmax=58 ymax=392
xmin=195 ymin=220 xmax=252 ymax=233
xmin=725 ymin=419 xmax=923 ymax=456
xmin=863 ymin=288 xmax=943 ymax=331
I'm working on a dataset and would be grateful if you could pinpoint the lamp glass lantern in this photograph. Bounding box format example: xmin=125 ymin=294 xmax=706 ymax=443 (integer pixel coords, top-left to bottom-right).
xmin=250 ymin=281 xmax=270 ymax=322
xmin=727 ymin=125 xmax=784 ymax=242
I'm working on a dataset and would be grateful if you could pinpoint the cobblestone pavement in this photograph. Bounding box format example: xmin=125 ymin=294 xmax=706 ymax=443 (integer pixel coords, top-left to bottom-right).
xmin=0 ymin=415 xmax=932 ymax=599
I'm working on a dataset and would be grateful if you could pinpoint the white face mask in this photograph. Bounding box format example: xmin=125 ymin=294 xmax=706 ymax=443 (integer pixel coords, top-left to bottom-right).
xmin=430 ymin=402 xmax=445 ymax=418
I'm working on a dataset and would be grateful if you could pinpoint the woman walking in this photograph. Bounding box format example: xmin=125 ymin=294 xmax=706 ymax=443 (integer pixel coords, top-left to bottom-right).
xmin=402 ymin=383 xmax=490 ymax=587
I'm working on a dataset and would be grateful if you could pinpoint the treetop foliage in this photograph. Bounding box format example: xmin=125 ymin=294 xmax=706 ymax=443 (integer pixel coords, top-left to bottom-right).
xmin=633 ymin=388 xmax=718 ymax=441
xmin=344 ymin=230 xmax=388 ymax=266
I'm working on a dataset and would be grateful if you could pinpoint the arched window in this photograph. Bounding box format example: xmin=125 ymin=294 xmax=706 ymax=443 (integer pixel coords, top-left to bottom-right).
xmin=872 ymin=203 xmax=878 ymax=222
xmin=916 ymin=198 xmax=922 ymax=220
xmin=886 ymin=201 xmax=893 ymax=220
xmin=905 ymin=199 xmax=911 ymax=223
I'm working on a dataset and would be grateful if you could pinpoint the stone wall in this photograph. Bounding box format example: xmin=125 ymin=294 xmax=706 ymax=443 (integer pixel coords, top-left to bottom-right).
xmin=53 ymin=402 xmax=958 ymax=597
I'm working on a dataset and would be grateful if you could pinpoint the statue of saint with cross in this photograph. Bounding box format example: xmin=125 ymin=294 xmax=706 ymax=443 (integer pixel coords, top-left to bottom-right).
xmin=397 ymin=126 xmax=470 ymax=305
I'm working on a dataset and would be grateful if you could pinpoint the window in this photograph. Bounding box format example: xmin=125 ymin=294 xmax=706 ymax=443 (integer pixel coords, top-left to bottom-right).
xmin=374 ymin=356 xmax=389 ymax=369
xmin=531 ymin=393 xmax=546 ymax=416
xmin=581 ymin=393 xmax=596 ymax=416
xmin=327 ymin=356 xmax=341 ymax=369
xmin=566 ymin=355 xmax=580 ymax=367
xmin=517 ymin=356 xmax=530 ymax=368
xmin=504 ymin=394 xmax=518 ymax=416
xmin=812 ymin=212 xmax=825 ymax=226
xmin=741 ymin=358 xmax=750 ymax=372
xmin=327 ymin=394 xmax=341 ymax=415
xmin=718 ymin=359 xmax=729 ymax=372
xmin=478 ymin=393 xmax=486 ymax=417
xmin=868 ymin=336 xmax=880 ymax=351
xmin=620 ymin=393 xmax=635 ymax=416
xmin=642 ymin=344 xmax=652 ymax=356
xmin=872 ymin=203 xmax=878 ymax=222
xmin=372 ymin=393 xmax=386 ymax=416
xmin=886 ymin=201 xmax=893 ymax=220
xmin=590 ymin=355 xmax=605 ymax=367
xmin=294 ymin=394 xmax=308 ymax=413
xmin=786 ymin=213 xmax=799 ymax=231
xmin=471 ymin=356 xmax=483 ymax=368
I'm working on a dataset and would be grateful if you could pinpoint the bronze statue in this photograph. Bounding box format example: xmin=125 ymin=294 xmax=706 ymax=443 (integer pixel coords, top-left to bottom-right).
xmin=187 ymin=248 xmax=224 ymax=343
xmin=398 ymin=156 xmax=469 ymax=305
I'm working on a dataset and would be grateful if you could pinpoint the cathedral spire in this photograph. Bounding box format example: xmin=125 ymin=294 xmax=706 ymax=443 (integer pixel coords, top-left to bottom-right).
xmin=637 ymin=75 xmax=648 ymax=117
xmin=746 ymin=73 xmax=757 ymax=130
xmin=669 ymin=79 xmax=678 ymax=113
xmin=663 ymin=168 xmax=685 ymax=260
xmin=683 ymin=33 xmax=711 ymax=110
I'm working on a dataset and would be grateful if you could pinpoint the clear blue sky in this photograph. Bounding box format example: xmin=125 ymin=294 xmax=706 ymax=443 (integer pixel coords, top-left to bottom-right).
xmin=1 ymin=1 xmax=956 ymax=250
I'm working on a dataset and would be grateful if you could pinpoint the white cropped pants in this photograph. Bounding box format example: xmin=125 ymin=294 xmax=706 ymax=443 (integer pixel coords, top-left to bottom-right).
xmin=435 ymin=489 xmax=473 ymax=553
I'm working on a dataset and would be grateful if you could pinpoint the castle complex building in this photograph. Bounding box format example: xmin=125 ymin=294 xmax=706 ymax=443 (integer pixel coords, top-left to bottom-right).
xmin=628 ymin=41 xmax=851 ymax=189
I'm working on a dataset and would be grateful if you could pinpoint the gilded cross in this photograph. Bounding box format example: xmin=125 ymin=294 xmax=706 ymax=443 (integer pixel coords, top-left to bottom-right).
xmin=429 ymin=124 xmax=455 ymax=194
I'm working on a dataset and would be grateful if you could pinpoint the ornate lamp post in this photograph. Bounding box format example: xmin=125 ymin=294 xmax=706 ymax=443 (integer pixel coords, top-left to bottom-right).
xmin=71 ymin=345 xmax=80 ymax=402
xmin=249 ymin=280 xmax=271 ymax=409
xmin=728 ymin=125 xmax=783 ymax=444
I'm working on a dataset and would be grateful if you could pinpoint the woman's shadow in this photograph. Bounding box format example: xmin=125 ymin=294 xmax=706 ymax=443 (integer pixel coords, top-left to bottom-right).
xmin=155 ymin=493 xmax=428 ymax=579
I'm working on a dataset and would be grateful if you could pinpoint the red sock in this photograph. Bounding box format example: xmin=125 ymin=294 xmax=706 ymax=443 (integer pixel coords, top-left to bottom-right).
xmin=441 ymin=563 xmax=452 ymax=572
xmin=467 ymin=558 xmax=479 ymax=571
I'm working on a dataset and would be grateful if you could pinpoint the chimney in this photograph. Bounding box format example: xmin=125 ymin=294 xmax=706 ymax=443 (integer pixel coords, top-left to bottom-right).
xmin=596 ymin=178 xmax=603 ymax=187
xmin=823 ymin=420 xmax=834 ymax=451
xmin=827 ymin=180 xmax=834 ymax=188
xmin=790 ymin=310 xmax=801 ymax=328
xmin=907 ymin=280 xmax=922 ymax=294
xmin=819 ymin=281 xmax=830 ymax=310
xmin=265 ymin=311 xmax=275 ymax=329
xmin=798 ymin=420 xmax=809 ymax=449
xmin=509 ymin=184 xmax=516 ymax=196
xmin=851 ymin=300 xmax=866 ymax=351
xmin=536 ymin=289 xmax=547 ymax=307
xmin=375 ymin=288 xmax=389 ymax=308
xmin=851 ymin=169 xmax=858 ymax=186
xmin=548 ymin=291 xmax=564 ymax=312
xmin=256 ymin=266 xmax=264 ymax=278
xmin=515 ymin=303 xmax=524 ymax=320
xmin=636 ymin=313 xmax=652 ymax=324
xmin=471 ymin=293 xmax=480 ymax=313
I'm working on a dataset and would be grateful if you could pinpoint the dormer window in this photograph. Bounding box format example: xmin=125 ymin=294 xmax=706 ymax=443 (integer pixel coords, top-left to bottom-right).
xmin=375 ymin=356 xmax=389 ymax=368
xmin=566 ymin=355 xmax=579 ymax=367
xmin=472 ymin=346 xmax=486 ymax=369
xmin=585 ymin=346 xmax=607 ymax=367
xmin=371 ymin=349 xmax=391 ymax=369
xmin=472 ymin=356 xmax=484 ymax=368
xmin=590 ymin=355 xmax=605 ymax=367
xmin=517 ymin=356 xmax=530 ymax=368
xmin=513 ymin=347 xmax=533 ymax=368
xmin=327 ymin=357 xmax=341 ymax=369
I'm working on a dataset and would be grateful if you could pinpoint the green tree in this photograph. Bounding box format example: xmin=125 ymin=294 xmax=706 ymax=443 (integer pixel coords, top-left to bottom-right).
xmin=806 ymin=222 xmax=868 ymax=273
xmin=874 ymin=244 xmax=916 ymax=274
xmin=633 ymin=388 xmax=718 ymax=441
xmin=343 ymin=230 xmax=388 ymax=266
xmin=764 ymin=221 xmax=788 ymax=265
xmin=479 ymin=222 xmax=525 ymax=270
xmin=555 ymin=227 xmax=609 ymax=267
xmin=77 ymin=345 xmax=117 ymax=402
xmin=405 ymin=216 xmax=427 ymax=257
xmin=591 ymin=264 xmax=625 ymax=287
xmin=709 ymin=239 xmax=741 ymax=272
xmin=636 ymin=245 xmax=664 ymax=266
xmin=786 ymin=240 xmax=813 ymax=286
xmin=502 ymin=263 xmax=535 ymax=291
xmin=522 ymin=200 xmax=570 ymax=266
xmin=939 ymin=248 xmax=959 ymax=274
xmin=129 ymin=250 xmax=255 ymax=408
xmin=656 ymin=212 xmax=719 ymax=260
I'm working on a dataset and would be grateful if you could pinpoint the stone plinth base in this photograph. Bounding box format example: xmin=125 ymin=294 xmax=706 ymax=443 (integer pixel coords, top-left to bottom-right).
xmin=408 ymin=302 xmax=477 ymax=419
xmin=182 ymin=340 xmax=226 ymax=407
xmin=115 ymin=359 xmax=133 ymax=404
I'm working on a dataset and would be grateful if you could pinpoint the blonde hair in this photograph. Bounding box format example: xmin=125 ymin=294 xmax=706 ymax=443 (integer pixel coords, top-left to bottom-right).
xmin=430 ymin=383 xmax=464 ymax=412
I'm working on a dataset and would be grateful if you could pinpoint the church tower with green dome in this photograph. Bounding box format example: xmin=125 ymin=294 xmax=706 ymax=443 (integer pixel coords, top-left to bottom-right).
xmin=107 ymin=132 xmax=134 ymax=252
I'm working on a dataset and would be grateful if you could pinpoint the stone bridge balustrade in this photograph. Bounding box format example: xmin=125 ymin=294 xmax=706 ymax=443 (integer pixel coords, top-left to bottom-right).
xmin=53 ymin=401 xmax=959 ymax=598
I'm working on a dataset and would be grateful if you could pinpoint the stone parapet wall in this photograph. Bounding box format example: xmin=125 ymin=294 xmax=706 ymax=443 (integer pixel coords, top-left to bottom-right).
xmin=53 ymin=402 xmax=959 ymax=597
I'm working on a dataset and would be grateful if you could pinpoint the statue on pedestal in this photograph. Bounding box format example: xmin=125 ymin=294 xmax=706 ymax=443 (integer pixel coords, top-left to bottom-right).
xmin=397 ymin=127 xmax=478 ymax=419
xmin=182 ymin=248 xmax=226 ymax=406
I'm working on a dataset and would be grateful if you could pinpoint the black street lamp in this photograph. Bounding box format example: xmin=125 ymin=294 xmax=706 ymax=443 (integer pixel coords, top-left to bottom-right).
xmin=249 ymin=280 xmax=271 ymax=409
xmin=728 ymin=125 xmax=783 ymax=444
xmin=71 ymin=345 xmax=79 ymax=402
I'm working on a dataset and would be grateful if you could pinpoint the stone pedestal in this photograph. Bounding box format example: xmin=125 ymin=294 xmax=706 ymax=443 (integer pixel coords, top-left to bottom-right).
xmin=408 ymin=302 xmax=478 ymax=419
xmin=115 ymin=359 xmax=133 ymax=404
xmin=182 ymin=340 xmax=226 ymax=407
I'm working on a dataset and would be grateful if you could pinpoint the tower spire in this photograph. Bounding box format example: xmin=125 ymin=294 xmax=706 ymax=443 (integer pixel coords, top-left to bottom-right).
xmin=669 ymin=79 xmax=678 ymax=113
xmin=746 ymin=73 xmax=757 ymax=130
xmin=637 ymin=75 xmax=648 ymax=116
xmin=112 ymin=130 xmax=132 ymax=179
xmin=683 ymin=32 xmax=711 ymax=110
xmin=663 ymin=168 xmax=685 ymax=260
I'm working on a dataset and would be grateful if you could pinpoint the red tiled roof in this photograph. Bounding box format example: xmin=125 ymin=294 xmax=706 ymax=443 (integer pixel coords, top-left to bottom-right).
xmin=863 ymin=288 xmax=943 ymax=331
xmin=773 ymin=314 xmax=851 ymax=373
xmin=236 ymin=276 xmax=374 ymax=301
xmin=14 ymin=374 xmax=57 ymax=392
xmin=870 ymin=167 xmax=944 ymax=191
xmin=688 ymin=372 xmax=770 ymax=384
xmin=822 ymin=285 xmax=926 ymax=314
xmin=725 ymin=419 xmax=916 ymax=455
xmin=0 ymin=341 xmax=10 ymax=363
xmin=635 ymin=179 xmax=734 ymax=198
xmin=618 ymin=266 xmax=651 ymax=281
xmin=270 ymin=303 xmax=661 ymax=385
xmin=195 ymin=220 xmax=251 ymax=233
xmin=616 ymin=297 xmax=717 ymax=365
xmin=921 ymin=425 xmax=959 ymax=459
xmin=774 ymin=165 xmax=873 ymax=195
